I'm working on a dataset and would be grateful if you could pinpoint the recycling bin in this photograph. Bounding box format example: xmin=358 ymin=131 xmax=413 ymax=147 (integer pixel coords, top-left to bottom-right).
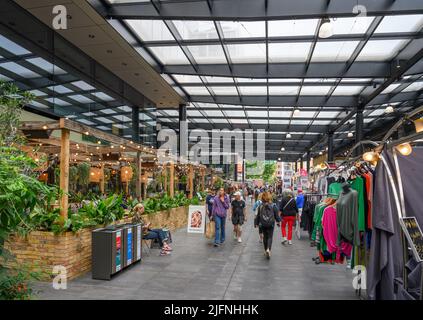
xmin=92 ymin=225 xmax=124 ymax=280
xmin=92 ymin=223 xmax=142 ymax=280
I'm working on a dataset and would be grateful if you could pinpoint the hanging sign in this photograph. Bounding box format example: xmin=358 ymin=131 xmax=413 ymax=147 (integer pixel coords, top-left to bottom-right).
xmin=400 ymin=217 xmax=423 ymax=262
xmin=115 ymin=231 xmax=122 ymax=272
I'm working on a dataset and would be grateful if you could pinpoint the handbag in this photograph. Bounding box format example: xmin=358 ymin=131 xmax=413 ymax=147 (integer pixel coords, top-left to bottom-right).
xmin=205 ymin=220 xmax=216 ymax=239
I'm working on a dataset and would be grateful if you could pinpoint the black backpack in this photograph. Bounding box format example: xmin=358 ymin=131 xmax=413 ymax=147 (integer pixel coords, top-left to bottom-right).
xmin=259 ymin=203 xmax=275 ymax=228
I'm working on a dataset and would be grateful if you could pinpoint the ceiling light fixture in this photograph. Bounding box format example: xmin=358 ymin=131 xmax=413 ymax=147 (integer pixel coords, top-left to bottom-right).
xmin=385 ymin=105 xmax=394 ymax=114
xmin=396 ymin=143 xmax=412 ymax=156
xmin=293 ymin=108 xmax=301 ymax=116
xmin=348 ymin=132 xmax=354 ymax=138
xmin=319 ymin=18 xmax=333 ymax=39
xmin=281 ymin=147 xmax=285 ymax=151
xmin=286 ymin=133 xmax=292 ymax=139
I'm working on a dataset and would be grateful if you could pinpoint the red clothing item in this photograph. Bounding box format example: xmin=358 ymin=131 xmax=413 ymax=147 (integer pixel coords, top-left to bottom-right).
xmin=281 ymin=216 xmax=296 ymax=240
xmin=322 ymin=206 xmax=338 ymax=254
xmin=363 ymin=173 xmax=373 ymax=229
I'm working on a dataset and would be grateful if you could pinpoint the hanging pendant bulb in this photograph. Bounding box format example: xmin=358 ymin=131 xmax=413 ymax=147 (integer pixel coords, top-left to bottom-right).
xmin=363 ymin=151 xmax=378 ymax=162
xmin=348 ymin=132 xmax=354 ymax=138
xmin=396 ymin=143 xmax=412 ymax=156
xmin=385 ymin=105 xmax=394 ymax=114
xmin=319 ymin=18 xmax=333 ymax=39
xmin=293 ymin=108 xmax=301 ymax=117
xmin=414 ymin=118 xmax=423 ymax=133
xmin=286 ymin=133 xmax=292 ymax=139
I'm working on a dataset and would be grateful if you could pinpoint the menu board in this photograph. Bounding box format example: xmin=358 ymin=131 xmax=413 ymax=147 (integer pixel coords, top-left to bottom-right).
xmin=400 ymin=217 xmax=423 ymax=262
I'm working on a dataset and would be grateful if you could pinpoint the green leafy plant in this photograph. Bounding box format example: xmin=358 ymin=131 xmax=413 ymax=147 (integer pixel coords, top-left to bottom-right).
xmin=0 ymin=266 xmax=42 ymax=300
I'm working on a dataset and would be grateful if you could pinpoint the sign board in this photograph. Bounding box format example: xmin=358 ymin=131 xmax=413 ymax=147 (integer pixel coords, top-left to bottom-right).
xmin=400 ymin=217 xmax=423 ymax=262
xmin=126 ymin=228 xmax=132 ymax=265
xmin=187 ymin=205 xmax=206 ymax=234
xmin=115 ymin=231 xmax=121 ymax=272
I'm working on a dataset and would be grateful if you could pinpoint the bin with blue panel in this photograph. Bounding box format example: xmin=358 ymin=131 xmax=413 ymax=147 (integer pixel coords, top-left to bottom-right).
xmin=92 ymin=223 xmax=142 ymax=280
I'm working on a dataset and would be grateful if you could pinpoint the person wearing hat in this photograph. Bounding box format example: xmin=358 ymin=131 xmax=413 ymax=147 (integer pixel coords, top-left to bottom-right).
xmin=230 ymin=191 xmax=247 ymax=243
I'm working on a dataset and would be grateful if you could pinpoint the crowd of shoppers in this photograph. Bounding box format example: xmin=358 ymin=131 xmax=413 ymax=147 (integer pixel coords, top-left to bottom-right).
xmin=206 ymin=183 xmax=303 ymax=259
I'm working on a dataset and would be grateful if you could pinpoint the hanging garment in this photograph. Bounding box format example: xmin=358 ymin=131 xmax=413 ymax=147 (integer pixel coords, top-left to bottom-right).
xmin=367 ymin=149 xmax=423 ymax=300
xmin=349 ymin=176 xmax=366 ymax=232
xmin=328 ymin=182 xmax=343 ymax=197
xmin=336 ymin=188 xmax=360 ymax=246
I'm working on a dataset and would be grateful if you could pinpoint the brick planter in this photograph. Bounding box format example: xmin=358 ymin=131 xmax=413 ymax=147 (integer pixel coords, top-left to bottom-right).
xmin=3 ymin=206 xmax=189 ymax=281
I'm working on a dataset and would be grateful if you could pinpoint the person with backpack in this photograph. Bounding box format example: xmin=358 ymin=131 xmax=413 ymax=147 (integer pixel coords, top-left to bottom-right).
xmin=255 ymin=191 xmax=281 ymax=259
xmin=252 ymin=193 xmax=264 ymax=243
xmin=212 ymin=187 xmax=230 ymax=247
xmin=279 ymin=189 xmax=299 ymax=245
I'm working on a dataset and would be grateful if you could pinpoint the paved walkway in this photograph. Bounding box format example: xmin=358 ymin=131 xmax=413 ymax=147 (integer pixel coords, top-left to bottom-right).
xmin=34 ymin=206 xmax=356 ymax=300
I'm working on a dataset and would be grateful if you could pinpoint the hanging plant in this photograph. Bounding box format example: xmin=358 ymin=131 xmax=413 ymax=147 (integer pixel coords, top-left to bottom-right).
xmin=69 ymin=166 xmax=79 ymax=191
xmin=77 ymin=163 xmax=90 ymax=186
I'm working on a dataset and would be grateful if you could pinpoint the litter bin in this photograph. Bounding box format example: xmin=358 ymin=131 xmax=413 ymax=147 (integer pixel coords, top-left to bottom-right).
xmin=92 ymin=225 xmax=124 ymax=280
xmin=92 ymin=223 xmax=143 ymax=280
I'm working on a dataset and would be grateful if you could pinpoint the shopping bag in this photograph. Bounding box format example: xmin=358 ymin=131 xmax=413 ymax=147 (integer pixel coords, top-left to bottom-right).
xmin=205 ymin=220 xmax=215 ymax=239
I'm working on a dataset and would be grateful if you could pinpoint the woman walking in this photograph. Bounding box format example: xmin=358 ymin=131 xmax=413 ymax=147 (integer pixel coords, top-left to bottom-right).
xmin=230 ymin=191 xmax=247 ymax=243
xmin=212 ymin=187 xmax=230 ymax=247
xmin=279 ymin=189 xmax=299 ymax=245
xmin=255 ymin=191 xmax=281 ymax=259
xmin=253 ymin=193 xmax=264 ymax=243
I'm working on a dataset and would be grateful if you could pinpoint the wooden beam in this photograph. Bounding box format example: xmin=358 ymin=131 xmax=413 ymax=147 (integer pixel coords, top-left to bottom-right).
xmin=20 ymin=121 xmax=60 ymax=131
xmin=60 ymin=128 xmax=70 ymax=218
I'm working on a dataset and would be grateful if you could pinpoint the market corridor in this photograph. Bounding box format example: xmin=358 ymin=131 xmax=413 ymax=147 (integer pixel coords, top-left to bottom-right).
xmin=34 ymin=206 xmax=356 ymax=300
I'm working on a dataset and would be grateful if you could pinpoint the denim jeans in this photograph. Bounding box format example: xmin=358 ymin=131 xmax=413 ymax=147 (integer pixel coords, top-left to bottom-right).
xmin=143 ymin=228 xmax=167 ymax=247
xmin=214 ymin=215 xmax=226 ymax=245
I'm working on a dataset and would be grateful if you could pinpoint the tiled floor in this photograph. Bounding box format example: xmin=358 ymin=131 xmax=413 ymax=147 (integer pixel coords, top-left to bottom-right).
xmin=33 ymin=206 xmax=357 ymax=300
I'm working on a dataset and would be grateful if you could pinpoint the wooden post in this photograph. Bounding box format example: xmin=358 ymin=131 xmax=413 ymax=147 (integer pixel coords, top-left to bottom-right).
xmin=143 ymin=175 xmax=147 ymax=200
xmin=201 ymin=168 xmax=205 ymax=191
xmin=60 ymin=128 xmax=70 ymax=218
xmin=188 ymin=164 xmax=194 ymax=199
xmin=169 ymin=162 xmax=175 ymax=198
xmin=136 ymin=152 xmax=142 ymax=199
xmin=164 ymin=165 xmax=168 ymax=194
xmin=100 ymin=163 xmax=105 ymax=195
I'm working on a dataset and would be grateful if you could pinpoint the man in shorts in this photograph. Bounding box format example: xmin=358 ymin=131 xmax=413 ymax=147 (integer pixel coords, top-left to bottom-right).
xmin=230 ymin=192 xmax=247 ymax=243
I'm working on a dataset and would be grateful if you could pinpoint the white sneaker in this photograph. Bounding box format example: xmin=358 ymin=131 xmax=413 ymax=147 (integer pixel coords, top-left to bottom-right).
xmin=237 ymin=238 xmax=242 ymax=243
xmin=288 ymin=240 xmax=293 ymax=245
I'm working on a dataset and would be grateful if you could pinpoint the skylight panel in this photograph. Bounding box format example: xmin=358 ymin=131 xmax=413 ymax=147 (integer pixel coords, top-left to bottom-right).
xmin=148 ymin=46 xmax=190 ymax=64
xmin=311 ymin=41 xmax=360 ymax=62
xmin=209 ymin=86 xmax=238 ymax=95
xmin=126 ymin=19 xmax=174 ymax=41
xmin=357 ymin=39 xmax=408 ymax=61
xmin=331 ymin=17 xmax=374 ymax=35
xmin=29 ymin=101 xmax=49 ymax=109
xmin=47 ymin=85 xmax=73 ymax=94
xmin=71 ymin=81 xmax=95 ymax=91
xmin=26 ymin=58 xmax=66 ymax=75
xmin=183 ymin=86 xmax=210 ymax=95
xmin=0 ymin=35 xmax=31 ymax=55
xmin=172 ymin=20 xmax=219 ymax=40
xmin=268 ymin=43 xmax=312 ymax=63
xmin=300 ymin=86 xmax=332 ymax=95
xmin=77 ymin=119 xmax=95 ymax=125
xmin=225 ymin=110 xmax=246 ymax=117
xmin=204 ymin=110 xmax=224 ymax=117
xmin=402 ymin=81 xmax=423 ymax=92
xmin=269 ymin=86 xmax=300 ymax=95
xmin=205 ymin=76 xmax=234 ymax=83
xmin=97 ymin=117 xmax=114 ymax=124
xmin=187 ymin=45 xmax=227 ymax=64
xmin=0 ymin=62 xmax=40 ymax=78
xmin=268 ymin=19 xmax=319 ymax=37
xmin=220 ymin=21 xmax=265 ymax=38
xmin=381 ymin=84 xmax=401 ymax=94
xmin=246 ymin=110 xmax=268 ymax=117
xmin=44 ymin=97 xmax=71 ymax=106
xmin=239 ymin=86 xmax=268 ymax=95
xmin=375 ymin=15 xmax=423 ymax=33
xmin=226 ymin=44 xmax=267 ymax=63
xmin=95 ymin=92 xmax=115 ymax=102
xmin=172 ymin=74 xmax=202 ymax=83
xmin=332 ymin=86 xmax=364 ymax=95
xmin=68 ymin=95 xmax=95 ymax=104
xmin=118 ymin=105 xmax=132 ymax=112
xmin=99 ymin=108 xmax=117 ymax=115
